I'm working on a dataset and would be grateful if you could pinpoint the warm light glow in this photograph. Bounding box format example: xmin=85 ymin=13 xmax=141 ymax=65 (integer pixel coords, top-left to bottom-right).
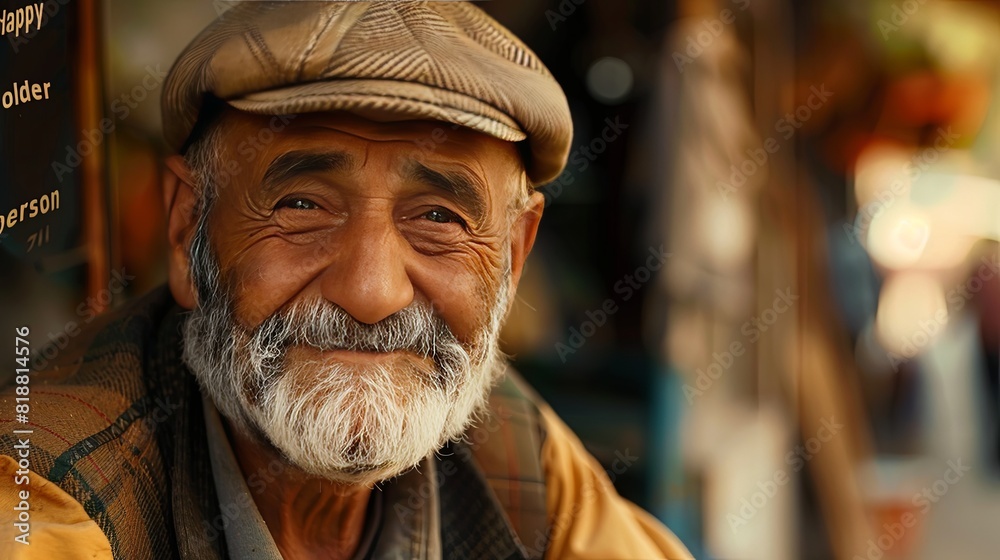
xmin=866 ymin=205 xmax=931 ymax=269
xmin=874 ymin=273 xmax=948 ymax=357
xmin=853 ymin=143 xmax=912 ymax=208
xmin=700 ymin=197 xmax=754 ymax=271
xmin=863 ymin=171 xmax=999 ymax=270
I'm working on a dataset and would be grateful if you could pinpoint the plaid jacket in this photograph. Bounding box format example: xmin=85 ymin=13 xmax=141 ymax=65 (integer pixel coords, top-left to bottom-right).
xmin=0 ymin=287 xmax=550 ymax=559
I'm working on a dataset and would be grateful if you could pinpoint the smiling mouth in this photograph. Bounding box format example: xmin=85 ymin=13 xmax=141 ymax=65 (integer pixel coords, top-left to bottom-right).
xmin=291 ymin=347 xmax=427 ymax=364
xmin=280 ymin=345 xmax=451 ymax=389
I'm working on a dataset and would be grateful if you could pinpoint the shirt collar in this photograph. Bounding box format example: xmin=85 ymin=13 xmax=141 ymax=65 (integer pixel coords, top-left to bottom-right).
xmin=202 ymin=393 xmax=286 ymax=559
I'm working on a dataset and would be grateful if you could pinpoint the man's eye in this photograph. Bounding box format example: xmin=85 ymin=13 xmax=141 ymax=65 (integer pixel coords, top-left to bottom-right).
xmin=277 ymin=198 xmax=319 ymax=210
xmin=423 ymin=208 xmax=465 ymax=225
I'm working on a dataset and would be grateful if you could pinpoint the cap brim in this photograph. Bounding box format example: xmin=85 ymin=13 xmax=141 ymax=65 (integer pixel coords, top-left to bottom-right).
xmin=227 ymin=78 xmax=528 ymax=144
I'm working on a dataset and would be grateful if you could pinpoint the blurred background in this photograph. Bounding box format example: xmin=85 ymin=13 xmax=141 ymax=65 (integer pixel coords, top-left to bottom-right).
xmin=2 ymin=0 xmax=1000 ymax=558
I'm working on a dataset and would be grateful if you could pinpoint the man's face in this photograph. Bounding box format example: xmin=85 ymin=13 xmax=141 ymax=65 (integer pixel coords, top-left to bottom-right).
xmin=168 ymin=110 xmax=542 ymax=485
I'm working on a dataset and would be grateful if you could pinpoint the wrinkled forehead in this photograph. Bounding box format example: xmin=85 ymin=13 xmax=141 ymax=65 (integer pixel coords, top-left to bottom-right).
xmin=204 ymin=109 xmax=527 ymax=196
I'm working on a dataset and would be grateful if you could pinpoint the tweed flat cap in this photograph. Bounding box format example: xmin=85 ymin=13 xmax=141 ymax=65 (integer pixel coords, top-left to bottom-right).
xmin=162 ymin=1 xmax=573 ymax=185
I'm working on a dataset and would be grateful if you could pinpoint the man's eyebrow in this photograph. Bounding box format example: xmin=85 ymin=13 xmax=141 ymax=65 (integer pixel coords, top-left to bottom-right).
xmin=406 ymin=161 xmax=487 ymax=224
xmin=261 ymin=150 xmax=354 ymax=192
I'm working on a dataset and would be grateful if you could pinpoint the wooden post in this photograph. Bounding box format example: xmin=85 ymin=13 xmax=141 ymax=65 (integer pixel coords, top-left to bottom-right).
xmin=74 ymin=0 xmax=110 ymax=311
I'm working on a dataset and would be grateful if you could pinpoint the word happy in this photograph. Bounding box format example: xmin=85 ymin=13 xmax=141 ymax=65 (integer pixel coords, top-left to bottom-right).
xmin=0 ymin=3 xmax=45 ymax=38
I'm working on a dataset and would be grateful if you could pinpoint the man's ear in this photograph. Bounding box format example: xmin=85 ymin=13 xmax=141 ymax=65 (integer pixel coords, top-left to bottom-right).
xmin=507 ymin=190 xmax=545 ymax=302
xmin=163 ymin=155 xmax=199 ymax=310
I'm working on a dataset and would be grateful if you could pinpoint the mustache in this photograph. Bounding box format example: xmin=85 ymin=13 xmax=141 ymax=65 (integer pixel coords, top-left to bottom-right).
xmin=248 ymin=297 xmax=468 ymax=372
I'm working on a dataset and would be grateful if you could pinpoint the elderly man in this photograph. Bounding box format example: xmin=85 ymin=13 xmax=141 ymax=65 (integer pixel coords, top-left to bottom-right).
xmin=0 ymin=2 xmax=691 ymax=559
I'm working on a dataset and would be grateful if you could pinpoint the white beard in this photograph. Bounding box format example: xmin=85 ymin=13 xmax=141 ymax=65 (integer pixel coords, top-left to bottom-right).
xmin=181 ymin=247 xmax=511 ymax=487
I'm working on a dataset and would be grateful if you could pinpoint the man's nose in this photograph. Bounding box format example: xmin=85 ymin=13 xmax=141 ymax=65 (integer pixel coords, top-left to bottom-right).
xmin=318 ymin=219 xmax=414 ymax=325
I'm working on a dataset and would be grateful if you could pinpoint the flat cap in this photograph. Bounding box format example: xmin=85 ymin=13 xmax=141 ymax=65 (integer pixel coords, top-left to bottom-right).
xmin=162 ymin=1 xmax=573 ymax=185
